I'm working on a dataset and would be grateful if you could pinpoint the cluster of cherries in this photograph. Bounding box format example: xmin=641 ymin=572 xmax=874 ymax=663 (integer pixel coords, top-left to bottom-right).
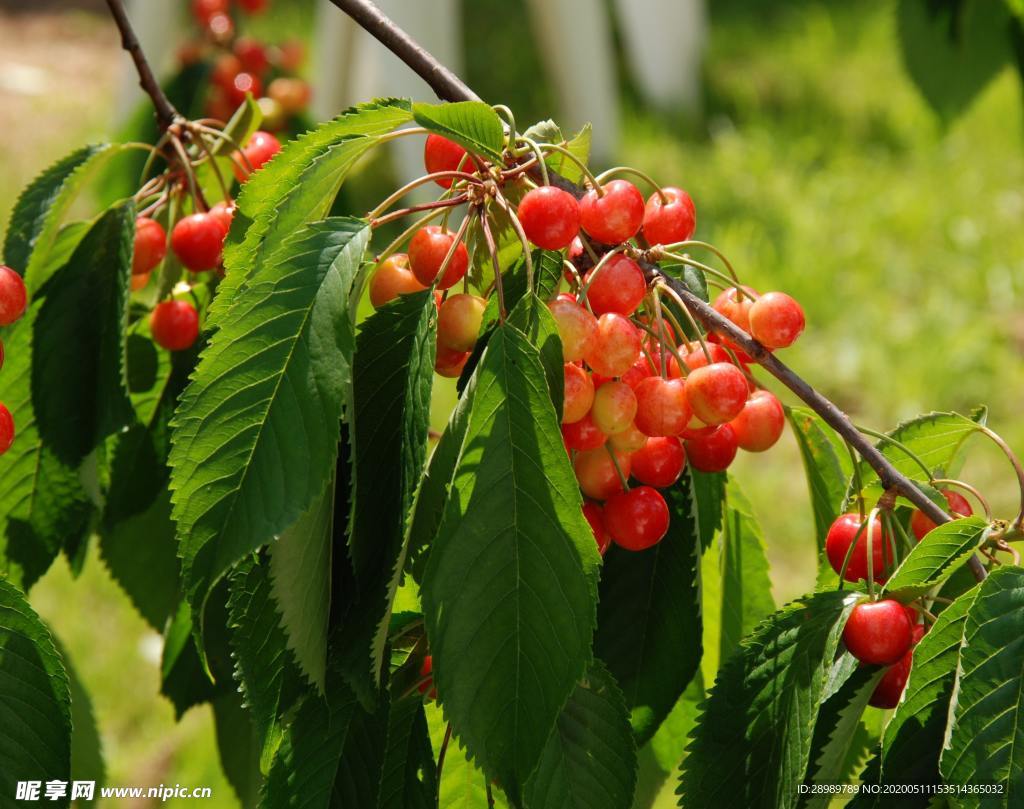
xmin=0 ymin=265 xmax=27 ymax=456
xmin=827 ymin=490 xmax=975 ymax=707
xmin=186 ymin=0 xmax=311 ymax=131
xmin=368 ymin=134 xmax=807 ymax=555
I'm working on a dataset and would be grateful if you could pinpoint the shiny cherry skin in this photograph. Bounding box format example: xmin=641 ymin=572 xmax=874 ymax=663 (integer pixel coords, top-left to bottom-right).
xmin=634 ymin=377 xmax=690 ymax=437
xmin=604 ymin=486 xmax=670 ymax=551
xmin=192 ymin=0 xmax=228 ymax=23
xmin=910 ymin=489 xmax=974 ymax=540
xmin=150 ymin=300 xmax=200 ymax=351
xmin=573 ymin=446 xmax=631 ymax=500
xmin=226 ymin=71 xmax=262 ymax=108
xmin=234 ymin=130 xmax=281 ymax=181
xmin=423 ymin=134 xmax=468 ymax=188
xmin=631 ymin=437 xmax=686 ymax=488
xmin=591 ymin=380 xmax=637 ymax=436
xmin=434 ymin=344 xmax=470 ymax=378
xmin=583 ymin=254 xmax=646 ymax=317
xmin=234 ymin=37 xmax=269 ymax=74
xmin=825 ymin=513 xmax=893 ymax=583
xmin=620 ymin=358 xmax=654 ymax=389
xmin=668 ymin=342 xmax=730 ymax=378
xmin=0 ymin=402 xmax=14 ymax=455
xmin=548 ymin=298 xmax=597 ymax=363
xmin=712 ymin=286 xmax=757 ymax=333
xmin=562 ymin=412 xmax=607 ymax=452
xmin=843 ymin=599 xmax=914 ymax=666
xmin=749 ymin=291 xmax=805 ymax=349
xmin=437 ymin=293 xmax=486 ymax=353
xmin=584 ymin=313 xmax=641 ymax=378
xmin=408 ymin=226 xmax=470 ymax=289
xmin=684 ymin=424 xmax=739 ymax=472
xmin=583 ymin=501 xmax=612 ymax=555
xmin=417 ymin=655 xmax=437 ymax=699
xmin=563 ymin=363 xmax=596 ymax=424
xmin=685 ymin=363 xmax=749 ymax=425
xmin=869 ymin=625 xmax=925 ymax=708
xmin=518 ymin=186 xmax=580 ymax=250
xmin=369 ymin=254 xmax=426 ymax=308
xmin=171 ymin=213 xmax=228 ymax=272
xmin=208 ymin=200 xmax=235 ymax=234
xmin=641 ymin=186 xmax=696 ymax=245
xmin=0 ymin=265 xmax=28 ymax=326
xmin=730 ymin=390 xmax=785 ymax=452
xmin=608 ymin=421 xmax=648 ymax=453
xmin=578 ymin=179 xmax=645 ymax=244
xmin=132 ymin=217 xmax=167 ymax=276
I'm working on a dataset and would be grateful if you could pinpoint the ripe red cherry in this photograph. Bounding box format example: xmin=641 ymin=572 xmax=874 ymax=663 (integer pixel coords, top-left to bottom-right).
xmin=583 ymin=254 xmax=646 ymax=317
xmin=631 ymin=437 xmax=686 ymax=488
xmin=548 ymin=298 xmax=597 ymax=363
xmin=712 ymin=286 xmax=757 ymax=333
xmin=869 ymin=624 xmax=925 ymax=708
xmin=150 ymin=300 xmax=200 ymax=351
xmin=562 ymin=412 xmax=607 ymax=452
xmin=574 ymin=447 xmax=631 ymax=500
xmin=563 ymin=364 xmax=595 ymax=424
xmin=583 ymin=501 xmax=612 ymax=555
xmin=0 ymin=402 xmax=14 ymax=455
xmin=730 ymin=389 xmax=785 ymax=452
xmin=437 ymin=293 xmax=486 ymax=353
xmin=423 ymin=134 xmax=468 ymax=188
xmin=234 ymin=38 xmax=269 ymax=74
xmin=234 ymin=130 xmax=281 ymax=181
xmin=685 ymin=363 xmax=749 ymax=426
xmin=620 ymin=358 xmax=653 ymax=389
xmin=226 ymin=71 xmax=262 ymax=108
xmin=634 ymin=377 xmax=690 ymax=437
xmin=584 ymin=314 xmax=641 ymax=378
xmin=641 ymin=186 xmax=696 ymax=245
xmin=825 ymin=513 xmax=893 ymax=583
xmin=417 ymin=655 xmax=437 ymax=699
xmin=591 ymin=380 xmax=637 ymax=436
xmin=608 ymin=421 xmax=648 ymax=453
xmin=578 ymin=179 xmax=645 ymax=244
xmin=132 ymin=217 xmax=167 ymax=276
xmin=604 ymin=486 xmax=670 ymax=551
xmin=171 ymin=213 xmax=228 ymax=272
xmin=0 ymin=265 xmax=29 ymax=326
xmin=434 ymin=344 xmax=470 ymax=378
xmin=209 ymin=200 xmax=235 ymax=234
xmin=408 ymin=226 xmax=469 ymax=290
xmin=268 ymin=77 xmax=312 ymax=114
xmin=749 ymin=292 xmax=805 ymax=349
xmin=910 ymin=489 xmax=974 ymax=540
xmin=518 ymin=186 xmax=580 ymax=250
xmin=192 ymin=0 xmax=228 ymax=23
xmin=843 ymin=599 xmax=914 ymax=666
xmin=369 ymin=254 xmax=425 ymax=308
xmin=684 ymin=424 xmax=738 ymax=472
xmin=669 ymin=342 xmax=730 ymax=378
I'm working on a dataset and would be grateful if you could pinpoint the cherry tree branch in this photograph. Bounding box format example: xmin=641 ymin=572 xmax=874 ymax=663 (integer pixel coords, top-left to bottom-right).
xmin=105 ymin=0 xmax=179 ymax=129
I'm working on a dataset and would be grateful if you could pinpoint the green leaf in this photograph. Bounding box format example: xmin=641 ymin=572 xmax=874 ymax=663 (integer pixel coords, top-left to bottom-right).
xmin=214 ymin=95 xmax=263 ymax=157
xmin=170 ymin=218 xmax=370 ymax=638
xmin=520 ymin=120 xmax=592 ymax=185
xmin=787 ymin=406 xmax=852 ymax=547
xmin=594 ymin=478 xmax=702 ymax=744
xmin=522 ymin=661 xmax=637 ymax=809
xmin=845 ymin=410 xmax=984 ymax=507
xmin=507 ymin=291 xmax=564 ymax=419
xmin=0 ymin=578 xmax=72 ymax=804
xmin=63 ymin=644 xmax=105 ymax=805
xmin=269 ymin=483 xmax=334 ymax=694
xmin=32 ymin=201 xmax=135 ymax=466
xmin=413 ymin=101 xmax=506 ymax=161
xmin=159 ymin=600 xmax=219 ymax=718
xmin=342 ymin=289 xmax=436 ymax=693
xmin=678 ymin=590 xmax=859 ymax=809
xmin=420 ymin=324 xmax=601 ymax=803
xmin=330 ymin=686 xmax=390 ymax=808
xmin=426 ymin=702 xmax=511 ymax=809
xmin=897 ymin=0 xmax=1014 ymax=123
xmin=940 ymin=566 xmax=1024 ymax=805
xmin=3 ymin=143 xmax=123 ymax=292
xmin=690 ymin=469 xmax=726 ymax=551
xmin=217 ymin=99 xmax=411 ymax=318
xmin=378 ymin=695 xmax=437 ymax=809
xmin=212 ymin=689 xmax=263 ymax=809
xmin=649 ymin=670 xmax=706 ymax=774
xmin=882 ymin=515 xmax=989 ymax=601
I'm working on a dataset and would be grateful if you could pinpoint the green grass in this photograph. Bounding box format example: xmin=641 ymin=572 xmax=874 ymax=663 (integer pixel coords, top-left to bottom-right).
xmin=7 ymin=1 xmax=1024 ymax=806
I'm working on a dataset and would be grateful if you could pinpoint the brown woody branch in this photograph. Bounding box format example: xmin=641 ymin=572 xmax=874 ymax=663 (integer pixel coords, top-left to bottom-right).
xmin=105 ymin=0 xmax=179 ymax=130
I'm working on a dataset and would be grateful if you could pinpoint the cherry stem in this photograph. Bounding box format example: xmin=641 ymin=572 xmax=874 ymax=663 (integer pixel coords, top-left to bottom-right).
xmin=577 ymin=247 xmax=626 ymax=306
xmin=168 ymin=134 xmax=207 ymax=212
xmin=491 ymin=189 xmax=534 ymax=291
xmin=368 ymin=171 xmax=479 ymax=220
xmin=434 ymin=214 xmax=472 ymax=289
xmin=594 ymin=166 xmax=668 ymax=203
xmin=371 ymin=194 xmax=468 ymax=229
xmin=375 ymin=208 xmax=449 ymax=267
xmin=436 ymin=722 xmax=454 ymax=794
xmin=975 ymin=425 xmax=1024 ymax=531
xmin=659 ymin=251 xmax=740 ymax=291
xmin=530 ymin=142 xmax=602 ymax=192
xmin=633 ymin=319 xmax=688 ymax=379
xmin=880 ymin=509 xmax=903 ymax=574
xmin=486 ymin=783 xmax=495 ymax=808
xmin=516 ymin=136 xmax=550 ymax=187
xmin=478 ymin=205 xmax=506 ymax=322
xmin=931 ymin=478 xmax=993 ymax=520
xmin=835 ymin=515 xmax=869 ymax=589
xmin=651 ymin=290 xmax=668 ymax=377
xmin=864 ymin=506 xmax=880 ymax=598
xmin=104 ymin=0 xmax=179 ymax=130
xmin=655 ymin=280 xmax=713 ymax=364
xmin=492 ymin=104 xmax=518 ymax=149
xmin=606 ymin=445 xmax=631 ymax=491
xmin=664 ymin=240 xmax=745 ymax=293
xmin=377 ymin=125 xmax=431 ymax=143
xmin=190 ymin=131 xmax=232 ymax=204
xmin=854 ymin=424 xmax=935 ymax=484
xmin=843 ymin=439 xmax=867 ymax=519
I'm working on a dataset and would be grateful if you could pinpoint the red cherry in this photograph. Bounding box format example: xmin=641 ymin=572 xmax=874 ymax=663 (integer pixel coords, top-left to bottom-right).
xmin=434 ymin=344 xmax=470 ymax=378
xmin=712 ymin=286 xmax=757 ymax=333
xmin=730 ymin=389 xmax=785 ymax=452
xmin=226 ymin=71 xmax=262 ymax=108
xmin=437 ymin=294 xmax=486 ymax=353
xmin=574 ymin=447 xmax=631 ymax=500
xmin=563 ymin=364 xmax=596 ymax=424
xmin=631 ymin=437 xmax=686 ymax=488
xmin=641 ymin=186 xmax=696 ymax=245
xmin=171 ymin=213 xmax=228 ymax=272
xmin=369 ymin=254 xmax=424 ymax=308
xmin=669 ymin=342 xmax=730 ymax=377
xmin=562 ymin=413 xmax=607 ymax=452
xmin=150 ymin=300 xmax=199 ymax=351
xmin=685 ymin=363 xmax=749 ymax=426
xmin=423 ymin=134 xmax=468 ymax=188
xmin=268 ymin=77 xmax=312 ymax=114
xmin=707 ymin=330 xmax=756 ymax=365
xmin=825 ymin=513 xmax=893 ymax=583
xmin=578 ymin=179 xmax=645 ymax=244
xmin=568 ymin=237 xmax=584 ymax=263
xmin=910 ymin=489 xmax=974 ymax=540
xmin=583 ymin=254 xmax=646 ymax=317
xmin=277 ymin=39 xmax=306 ymax=72
xmin=408 ymin=226 xmax=469 ymax=290
xmin=634 ymin=377 xmax=690 ymax=437
xmin=234 ymin=38 xmax=270 ymax=74
xmin=518 ymin=186 xmax=580 ymax=250
xmin=417 ymin=655 xmax=437 ymax=699
xmin=620 ymin=358 xmax=654 ymax=389
xmin=583 ymin=501 xmax=612 ymax=555
xmin=192 ymin=0 xmax=228 ymax=23
xmin=843 ymin=599 xmax=914 ymax=666
xmin=583 ymin=313 xmax=641 ymax=378
xmin=748 ymin=292 xmax=805 ymax=349
xmin=869 ymin=625 xmax=925 ymax=709
xmin=684 ymin=424 xmax=738 ymax=472
xmin=0 ymin=265 xmax=28 ymax=326
xmin=548 ymin=298 xmax=597 ymax=363
xmin=208 ymin=200 xmax=235 ymax=234
xmin=0 ymin=402 xmax=14 ymax=455
xmin=608 ymin=421 xmax=648 ymax=453
xmin=591 ymin=380 xmax=637 ymax=436
xmin=603 ymin=486 xmax=670 ymax=551
xmin=132 ymin=217 xmax=167 ymax=276
xmin=210 ymin=54 xmax=242 ymax=91
xmin=234 ymin=130 xmax=281 ymax=181
xmin=238 ymin=0 xmax=269 ymax=13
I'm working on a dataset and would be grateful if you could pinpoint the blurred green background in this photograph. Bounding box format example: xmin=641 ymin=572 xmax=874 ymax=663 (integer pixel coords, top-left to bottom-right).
xmin=2 ymin=0 xmax=1023 ymax=806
